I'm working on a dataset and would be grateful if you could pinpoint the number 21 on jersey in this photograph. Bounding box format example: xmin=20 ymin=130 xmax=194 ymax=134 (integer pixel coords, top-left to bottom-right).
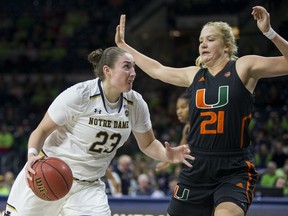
xmin=200 ymin=111 xmax=224 ymax=134
xmin=196 ymin=86 xmax=228 ymax=135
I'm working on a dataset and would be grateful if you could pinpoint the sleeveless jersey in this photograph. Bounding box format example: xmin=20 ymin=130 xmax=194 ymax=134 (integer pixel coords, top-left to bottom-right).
xmin=187 ymin=60 xmax=254 ymax=151
xmin=44 ymin=78 xmax=151 ymax=181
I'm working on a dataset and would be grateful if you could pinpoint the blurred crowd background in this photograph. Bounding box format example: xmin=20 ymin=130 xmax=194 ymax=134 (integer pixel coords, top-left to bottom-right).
xmin=1 ymin=0 xmax=288 ymax=198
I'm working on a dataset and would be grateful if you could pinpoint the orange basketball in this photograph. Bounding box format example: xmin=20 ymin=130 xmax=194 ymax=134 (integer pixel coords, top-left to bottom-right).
xmin=28 ymin=157 xmax=73 ymax=201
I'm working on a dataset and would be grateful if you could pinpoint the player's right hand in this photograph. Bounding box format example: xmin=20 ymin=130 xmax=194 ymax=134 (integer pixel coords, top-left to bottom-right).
xmin=25 ymin=155 xmax=44 ymax=182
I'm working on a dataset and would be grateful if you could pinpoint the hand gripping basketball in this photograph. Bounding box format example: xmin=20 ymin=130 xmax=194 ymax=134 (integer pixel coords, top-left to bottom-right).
xmin=28 ymin=157 xmax=73 ymax=201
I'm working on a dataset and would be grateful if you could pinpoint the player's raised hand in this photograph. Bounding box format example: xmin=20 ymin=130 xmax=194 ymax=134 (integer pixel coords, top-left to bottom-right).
xmin=251 ymin=6 xmax=271 ymax=33
xmin=115 ymin=14 xmax=126 ymax=47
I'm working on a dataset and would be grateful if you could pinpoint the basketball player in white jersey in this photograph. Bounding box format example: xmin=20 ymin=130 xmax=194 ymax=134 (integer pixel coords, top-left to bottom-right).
xmin=4 ymin=47 xmax=194 ymax=216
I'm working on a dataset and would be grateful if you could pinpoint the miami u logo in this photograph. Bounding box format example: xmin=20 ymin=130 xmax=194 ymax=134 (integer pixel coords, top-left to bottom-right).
xmin=196 ymin=86 xmax=228 ymax=134
xmin=196 ymin=86 xmax=229 ymax=109
xmin=173 ymin=185 xmax=189 ymax=201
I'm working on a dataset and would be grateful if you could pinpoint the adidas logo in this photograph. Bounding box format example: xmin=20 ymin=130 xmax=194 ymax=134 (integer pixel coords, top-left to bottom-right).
xmin=199 ymin=77 xmax=205 ymax=82
xmin=236 ymin=182 xmax=244 ymax=189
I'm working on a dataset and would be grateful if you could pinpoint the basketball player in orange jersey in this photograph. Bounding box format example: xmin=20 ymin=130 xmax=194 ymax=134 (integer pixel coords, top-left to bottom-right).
xmin=156 ymin=92 xmax=190 ymax=171
xmin=115 ymin=5 xmax=288 ymax=216
xmin=4 ymin=47 xmax=194 ymax=216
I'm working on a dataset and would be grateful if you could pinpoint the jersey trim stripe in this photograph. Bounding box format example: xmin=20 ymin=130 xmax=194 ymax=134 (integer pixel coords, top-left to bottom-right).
xmin=240 ymin=114 xmax=252 ymax=148
xmin=89 ymin=94 xmax=101 ymax=99
xmin=244 ymin=160 xmax=255 ymax=205
xmin=6 ymin=203 xmax=17 ymax=212
xmin=40 ymin=150 xmax=48 ymax=157
xmin=97 ymin=79 xmax=123 ymax=113
xmin=123 ymin=97 xmax=133 ymax=105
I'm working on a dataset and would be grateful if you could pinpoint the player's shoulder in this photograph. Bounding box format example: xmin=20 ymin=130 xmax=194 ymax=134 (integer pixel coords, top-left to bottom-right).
xmin=70 ymin=78 xmax=97 ymax=91
xmin=124 ymin=89 xmax=145 ymax=104
xmin=67 ymin=78 xmax=99 ymax=99
xmin=236 ymin=55 xmax=257 ymax=69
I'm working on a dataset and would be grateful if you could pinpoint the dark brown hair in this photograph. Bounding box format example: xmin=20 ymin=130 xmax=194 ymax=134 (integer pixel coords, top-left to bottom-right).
xmin=88 ymin=47 xmax=127 ymax=80
xmin=179 ymin=92 xmax=189 ymax=100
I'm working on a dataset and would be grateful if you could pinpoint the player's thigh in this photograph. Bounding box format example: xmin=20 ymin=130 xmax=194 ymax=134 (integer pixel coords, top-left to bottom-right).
xmin=61 ymin=180 xmax=110 ymax=216
xmin=214 ymin=182 xmax=251 ymax=215
xmin=5 ymin=202 xmax=63 ymax=216
xmin=167 ymin=197 xmax=213 ymax=216
xmin=5 ymin=168 xmax=64 ymax=216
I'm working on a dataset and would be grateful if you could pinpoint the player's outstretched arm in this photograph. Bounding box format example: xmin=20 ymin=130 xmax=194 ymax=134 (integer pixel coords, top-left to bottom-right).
xmin=115 ymin=14 xmax=194 ymax=87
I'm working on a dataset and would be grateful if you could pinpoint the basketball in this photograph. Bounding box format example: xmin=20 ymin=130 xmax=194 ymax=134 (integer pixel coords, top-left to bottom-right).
xmin=28 ymin=157 xmax=73 ymax=201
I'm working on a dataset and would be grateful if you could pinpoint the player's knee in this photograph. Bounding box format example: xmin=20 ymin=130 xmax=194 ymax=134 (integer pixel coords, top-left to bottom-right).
xmin=214 ymin=202 xmax=244 ymax=216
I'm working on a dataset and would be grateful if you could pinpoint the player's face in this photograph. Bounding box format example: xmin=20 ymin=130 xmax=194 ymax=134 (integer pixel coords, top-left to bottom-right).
xmin=198 ymin=26 xmax=228 ymax=66
xmin=176 ymin=98 xmax=189 ymax=124
xmin=110 ymin=53 xmax=136 ymax=92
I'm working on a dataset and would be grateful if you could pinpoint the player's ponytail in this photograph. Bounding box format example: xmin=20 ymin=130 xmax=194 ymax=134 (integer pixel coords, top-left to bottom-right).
xmin=88 ymin=48 xmax=105 ymax=80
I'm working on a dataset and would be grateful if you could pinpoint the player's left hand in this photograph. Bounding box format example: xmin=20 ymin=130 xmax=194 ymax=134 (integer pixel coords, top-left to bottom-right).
xmin=115 ymin=14 xmax=126 ymax=47
xmin=164 ymin=141 xmax=194 ymax=167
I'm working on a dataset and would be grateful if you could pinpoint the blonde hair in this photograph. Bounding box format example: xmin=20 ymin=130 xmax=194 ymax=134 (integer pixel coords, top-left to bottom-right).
xmin=196 ymin=21 xmax=238 ymax=68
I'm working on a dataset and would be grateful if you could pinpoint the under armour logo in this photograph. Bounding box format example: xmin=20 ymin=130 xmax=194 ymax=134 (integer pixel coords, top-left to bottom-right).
xmin=94 ymin=109 xmax=102 ymax=114
xmin=4 ymin=211 xmax=11 ymax=216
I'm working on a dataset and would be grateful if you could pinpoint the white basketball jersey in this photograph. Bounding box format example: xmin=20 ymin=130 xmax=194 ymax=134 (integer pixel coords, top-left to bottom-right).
xmin=44 ymin=78 xmax=151 ymax=181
